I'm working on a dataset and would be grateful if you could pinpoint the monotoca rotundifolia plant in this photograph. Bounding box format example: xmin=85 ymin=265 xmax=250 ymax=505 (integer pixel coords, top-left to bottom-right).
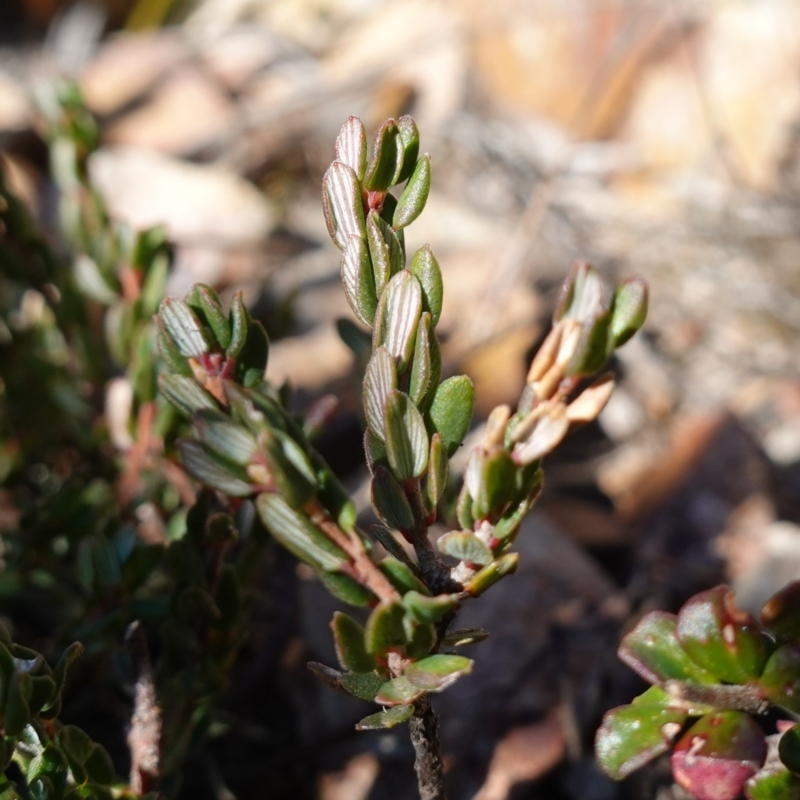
xmin=155 ymin=115 xmax=648 ymax=800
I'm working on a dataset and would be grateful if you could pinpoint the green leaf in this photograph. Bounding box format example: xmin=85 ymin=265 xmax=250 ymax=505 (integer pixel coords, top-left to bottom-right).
xmin=313 ymin=458 xmax=358 ymax=534
xmin=256 ymin=494 xmax=345 ymax=572
xmin=193 ymin=410 xmax=257 ymax=466
xmin=595 ymin=703 xmax=687 ymax=780
xmin=404 ymin=620 xmax=436 ymax=659
xmin=341 ymin=235 xmax=378 ymax=326
xmin=335 ymin=116 xmax=367 ymax=182
xmin=405 ymin=654 xmax=472 ymax=691
xmin=50 ymin=643 xmax=83 ymax=701
xmin=323 ymin=161 xmax=366 ymax=248
xmin=409 ymin=246 xmax=443 ymax=328
xmin=364 ymin=600 xmax=406 ymax=654
xmin=84 ymin=744 xmax=115 ymax=785
xmin=619 ymin=611 xmax=717 ymax=686
xmin=465 ymin=447 xmax=517 ymax=521
xmin=140 ymin=253 xmax=169 ymax=318
xmin=759 ymin=644 xmax=800 ymax=713
xmin=319 ymin=572 xmax=374 ymax=607
xmin=672 ymin=713 xmax=766 ymax=800
xmin=395 ymin=116 xmax=420 ymax=183
xmin=746 ymin=766 xmax=800 ymax=800
xmin=158 ymin=374 xmax=218 ymax=418
xmin=177 ymin=440 xmax=254 ymax=497
xmin=426 ymin=433 xmax=448 ymax=508
xmin=375 ymin=676 xmax=424 ymax=706
xmin=442 ymin=628 xmax=489 ymax=647
xmin=402 ymin=591 xmax=459 ymax=624
xmin=187 ymin=283 xmax=231 ymax=350
xmin=336 ymin=317 xmax=372 ymax=361
xmin=156 ymin=319 xmax=192 ymax=376
xmin=356 ymin=704 xmax=414 ymax=731
xmin=363 ymin=347 xmax=397 ymax=441
xmin=393 ymin=154 xmax=431 ymax=230
xmin=566 ymin=312 xmax=613 ymax=377
xmin=339 ymin=671 xmax=384 ymax=702
xmin=74 ymin=254 xmax=118 ymax=304
xmin=384 ymin=391 xmax=429 ymax=481
xmin=159 ymin=298 xmax=211 ymax=358
xmin=27 ymin=746 xmax=68 ymax=797
xmin=226 ymin=291 xmax=249 ymax=359
xmin=427 ymin=376 xmax=474 ymax=456
xmin=676 ymin=586 xmax=769 ymax=684
xmin=456 ymin=484 xmax=474 ymax=533
xmin=610 ymin=277 xmax=648 ymax=348
xmin=409 ymin=313 xmax=434 ymax=406
xmin=373 ymin=270 xmax=422 ymax=373
xmin=437 ymin=531 xmax=493 ymax=566
xmin=371 ymin=466 xmax=414 ymax=531
xmin=367 ymin=211 xmax=404 ymax=297
xmin=779 ymin=725 xmax=800 ymax=775
xmin=332 ymin=612 xmax=376 ymax=672
xmin=761 ymin=581 xmax=800 ymax=642
xmin=262 ymin=428 xmax=317 ymax=509
xmin=5 ymin=671 xmax=31 ymax=736
xmin=364 ymin=120 xmax=403 ymax=191
xmin=379 ymin=559 xmax=430 ymax=596
xmin=234 ymin=320 xmax=269 ymax=388
xmin=463 ymin=553 xmax=518 ymax=596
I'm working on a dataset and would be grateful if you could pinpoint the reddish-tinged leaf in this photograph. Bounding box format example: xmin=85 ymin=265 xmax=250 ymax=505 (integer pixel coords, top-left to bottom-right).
xmin=671 ymin=713 xmax=767 ymax=800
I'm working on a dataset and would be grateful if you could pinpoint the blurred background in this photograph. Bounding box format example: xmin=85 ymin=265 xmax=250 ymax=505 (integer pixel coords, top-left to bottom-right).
xmin=3 ymin=0 xmax=800 ymax=798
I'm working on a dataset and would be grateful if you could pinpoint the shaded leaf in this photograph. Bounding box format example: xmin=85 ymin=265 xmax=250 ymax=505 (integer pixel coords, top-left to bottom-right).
xmin=395 ymin=116 xmax=420 ymax=183
xmin=356 ymin=704 xmax=414 ymax=731
xmin=367 ymin=211 xmax=404 ymax=297
xmin=332 ymin=612 xmax=376 ymax=672
xmin=177 ymin=440 xmax=254 ymax=497
xmin=371 ymin=466 xmax=414 ymax=531
xmin=364 ymin=120 xmax=402 ymax=191
xmin=256 ymin=494 xmax=345 ymax=572
xmin=364 ymin=600 xmax=406 ymax=653
xmin=442 ymin=628 xmax=489 ymax=647
xmin=402 ymin=591 xmax=459 ymax=624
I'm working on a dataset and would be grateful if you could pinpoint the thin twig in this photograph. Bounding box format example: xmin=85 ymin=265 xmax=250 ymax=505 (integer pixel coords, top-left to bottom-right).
xmin=409 ymin=696 xmax=447 ymax=800
xmin=406 ymin=482 xmax=460 ymax=595
xmin=305 ymin=499 xmax=399 ymax=603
